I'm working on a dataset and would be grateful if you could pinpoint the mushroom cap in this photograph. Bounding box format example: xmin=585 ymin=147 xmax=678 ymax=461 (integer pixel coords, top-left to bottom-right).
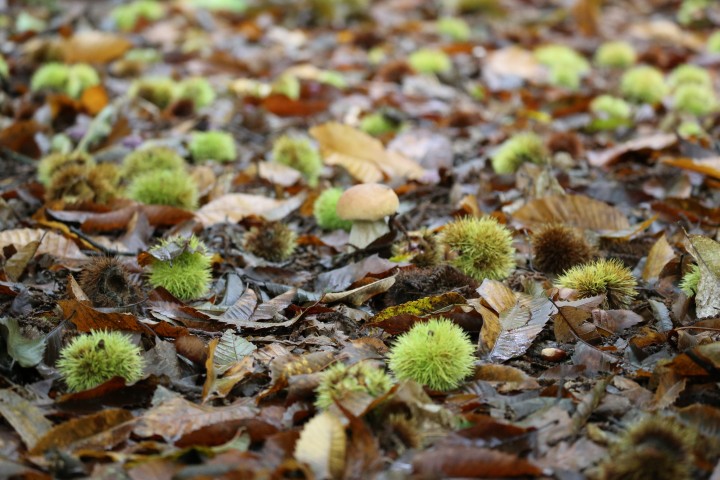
xmin=336 ymin=183 xmax=399 ymax=221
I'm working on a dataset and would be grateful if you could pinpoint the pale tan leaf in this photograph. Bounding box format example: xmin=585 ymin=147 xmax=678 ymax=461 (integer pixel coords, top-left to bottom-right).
xmin=476 ymin=279 xmax=516 ymax=314
xmin=642 ymin=234 xmax=675 ymax=282
xmin=4 ymin=240 xmax=40 ymax=281
xmin=250 ymin=288 xmax=297 ymax=321
xmin=662 ymin=157 xmax=720 ymax=180
xmin=61 ymin=31 xmax=132 ymax=63
xmin=310 ymin=122 xmax=425 ymax=183
xmin=629 ymin=20 xmax=704 ymax=49
xmin=195 ymin=192 xmax=306 ymax=227
xmin=0 ymin=228 xmax=88 ymax=262
xmin=554 ymin=306 xmax=598 ymax=344
xmin=251 ymin=161 xmax=303 ymax=187
xmin=321 ymin=276 xmax=396 ymax=307
xmin=67 ymin=275 xmax=91 ymax=302
xmin=587 ymin=133 xmax=676 ymax=168
xmin=0 ymin=389 xmax=53 ymax=449
xmin=294 ymin=411 xmax=347 ymax=480
xmin=483 ymin=46 xmax=544 ymax=82
xmin=512 ymin=194 xmax=630 ymax=231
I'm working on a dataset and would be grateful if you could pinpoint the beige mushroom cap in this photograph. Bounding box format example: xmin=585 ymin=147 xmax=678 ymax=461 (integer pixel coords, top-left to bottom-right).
xmin=336 ymin=183 xmax=399 ymax=221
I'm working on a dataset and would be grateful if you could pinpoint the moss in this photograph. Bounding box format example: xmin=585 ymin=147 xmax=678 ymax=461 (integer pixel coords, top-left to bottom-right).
xmin=175 ymin=77 xmax=216 ymax=109
xmin=437 ymin=17 xmax=471 ymax=42
xmin=620 ymin=66 xmax=667 ymax=105
xmin=189 ymin=131 xmax=237 ymax=163
xmin=121 ymin=146 xmax=186 ymax=181
xmin=313 ymin=188 xmax=353 ymax=231
xmin=57 ymin=330 xmax=144 ymax=392
xmin=388 ymin=317 xmax=476 ymax=391
xmin=594 ymin=41 xmax=636 ymax=69
xmin=408 ymin=49 xmax=452 ymax=74
xmin=371 ymin=292 xmax=466 ymax=325
xmin=126 ymin=169 xmax=199 ymax=209
xmin=673 ymin=84 xmax=717 ymax=116
xmin=491 ymin=132 xmax=548 ymax=174
xmin=271 ymin=135 xmax=322 ymax=186
xmin=314 ymin=362 xmax=393 ymax=410
xmin=439 ymin=216 xmax=516 ymax=281
xmin=555 ymin=258 xmax=637 ymax=309
xmin=148 ymin=235 xmax=213 ymax=300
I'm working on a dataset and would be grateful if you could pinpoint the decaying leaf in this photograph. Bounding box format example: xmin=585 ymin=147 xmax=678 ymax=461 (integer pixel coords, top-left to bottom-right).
xmin=322 ymin=276 xmax=396 ymax=307
xmin=587 ymin=133 xmax=676 ymax=167
xmin=0 ymin=317 xmax=46 ymax=368
xmin=642 ymin=234 xmax=675 ymax=282
xmin=195 ymin=193 xmax=306 ymax=227
xmin=512 ymin=195 xmax=630 ymax=231
xmin=0 ymin=389 xmax=53 ymax=450
xmin=688 ymin=235 xmax=720 ymax=318
xmin=0 ymin=228 xmax=89 ymax=262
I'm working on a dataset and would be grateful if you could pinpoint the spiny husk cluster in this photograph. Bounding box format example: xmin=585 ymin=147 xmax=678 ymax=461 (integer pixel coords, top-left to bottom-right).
xmin=531 ymin=224 xmax=595 ymax=275
xmin=242 ymin=221 xmax=297 ymax=262
xmin=148 ymin=235 xmax=213 ymax=301
xmin=439 ymin=216 xmax=516 ymax=281
xmin=314 ymin=362 xmax=393 ymax=410
xmin=555 ymin=258 xmax=637 ymax=308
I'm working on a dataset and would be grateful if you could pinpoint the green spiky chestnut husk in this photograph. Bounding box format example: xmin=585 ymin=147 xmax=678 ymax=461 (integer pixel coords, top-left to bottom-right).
xmin=189 ymin=131 xmax=237 ymax=163
xmin=620 ymin=66 xmax=668 ymax=105
xmin=242 ymin=221 xmax=297 ymax=262
xmin=679 ymin=263 xmax=701 ymax=297
xmin=30 ymin=62 xmax=70 ymax=93
xmin=57 ymin=330 xmax=144 ymax=392
xmin=37 ymin=151 xmax=95 ymax=186
xmin=66 ymin=63 xmax=100 ymax=98
xmin=359 ymin=112 xmax=400 ymax=136
xmin=590 ymin=95 xmax=632 ymax=119
xmin=436 ymin=17 xmax=470 ymax=42
xmin=313 ymin=188 xmax=353 ymax=231
xmin=708 ymin=31 xmax=720 ymax=53
xmin=126 ymin=169 xmax=199 ymax=209
xmin=594 ymin=41 xmax=636 ymax=68
xmin=672 ymin=84 xmax=717 ymax=116
xmin=491 ymin=132 xmax=548 ymax=175
xmin=388 ymin=317 xmax=476 ymax=391
xmin=315 ymin=362 xmax=393 ymax=410
xmin=175 ymin=77 xmax=216 ymax=109
xmin=439 ymin=216 xmax=516 ymax=281
xmin=554 ymin=258 xmax=637 ymax=309
xmin=667 ymin=64 xmax=712 ymax=90
xmin=129 ymin=76 xmax=177 ymax=108
xmin=408 ymin=49 xmax=452 ymax=74
xmin=121 ymin=146 xmax=186 ymax=180
xmin=148 ymin=235 xmax=213 ymax=300
xmin=534 ymin=44 xmax=590 ymax=73
xmin=112 ymin=0 xmax=164 ymax=31
xmin=272 ymin=135 xmax=323 ymax=187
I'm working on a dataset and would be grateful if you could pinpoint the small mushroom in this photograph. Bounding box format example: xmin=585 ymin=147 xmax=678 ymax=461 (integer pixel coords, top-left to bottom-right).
xmin=336 ymin=183 xmax=399 ymax=250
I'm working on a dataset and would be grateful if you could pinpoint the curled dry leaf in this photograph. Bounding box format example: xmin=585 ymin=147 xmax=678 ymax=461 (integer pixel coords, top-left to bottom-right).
xmin=294 ymin=411 xmax=346 ymax=480
xmin=642 ymin=234 xmax=675 ymax=282
xmin=688 ymin=235 xmax=720 ymax=319
xmin=587 ymin=133 xmax=676 ymax=168
xmin=321 ymin=276 xmax=396 ymax=307
xmin=662 ymin=157 xmax=720 ymax=181
xmin=60 ymin=31 xmax=132 ymax=63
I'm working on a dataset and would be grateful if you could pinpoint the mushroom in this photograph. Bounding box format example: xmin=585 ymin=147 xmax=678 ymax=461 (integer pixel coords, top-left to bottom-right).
xmin=336 ymin=183 xmax=399 ymax=250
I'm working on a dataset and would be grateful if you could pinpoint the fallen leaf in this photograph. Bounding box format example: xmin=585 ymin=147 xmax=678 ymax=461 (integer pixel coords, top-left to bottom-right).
xmin=310 ymin=122 xmax=425 ymax=183
xmin=322 ymin=276 xmax=396 ymax=307
xmin=61 ymin=31 xmax=132 ymax=63
xmin=512 ymin=194 xmax=630 ymax=231
xmin=195 ymin=192 xmax=306 ymax=227
xmin=294 ymin=412 xmax=346 ymax=480
xmin=0 ymin=389 xmax=53 ymax=450
xmin=0 ymin=228 xmax=89 ymax=262
xmin=587 ymin=133 xmax=676 ymax=168
xmin=412 ymin=445 xmax=542 ymax=477
xmin=688 ymin=235 xmax=720 ymax=318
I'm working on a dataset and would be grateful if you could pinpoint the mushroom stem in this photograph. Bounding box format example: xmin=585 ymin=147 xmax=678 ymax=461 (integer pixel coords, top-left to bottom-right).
xmin=348 ymin=219 xmax=390 ymax=250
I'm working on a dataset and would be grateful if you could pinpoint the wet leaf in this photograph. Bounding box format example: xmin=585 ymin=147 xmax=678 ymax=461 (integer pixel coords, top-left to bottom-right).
xmin=0 ymin=317 xmax=46 ymax=368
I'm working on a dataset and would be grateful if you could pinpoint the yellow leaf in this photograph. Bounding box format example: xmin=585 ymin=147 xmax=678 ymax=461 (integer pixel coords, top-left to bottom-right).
xmin=294 ymin=411 xmax=346 ymax=480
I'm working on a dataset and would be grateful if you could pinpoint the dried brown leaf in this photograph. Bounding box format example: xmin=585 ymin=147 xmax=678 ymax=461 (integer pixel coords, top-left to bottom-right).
xmin=512 ymin=194 xmax=630 ymax=231
xmin=195 ymin=192 xmax=305 ymax=227
xmin=30 ymin=409 xmax=133 ymax=455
